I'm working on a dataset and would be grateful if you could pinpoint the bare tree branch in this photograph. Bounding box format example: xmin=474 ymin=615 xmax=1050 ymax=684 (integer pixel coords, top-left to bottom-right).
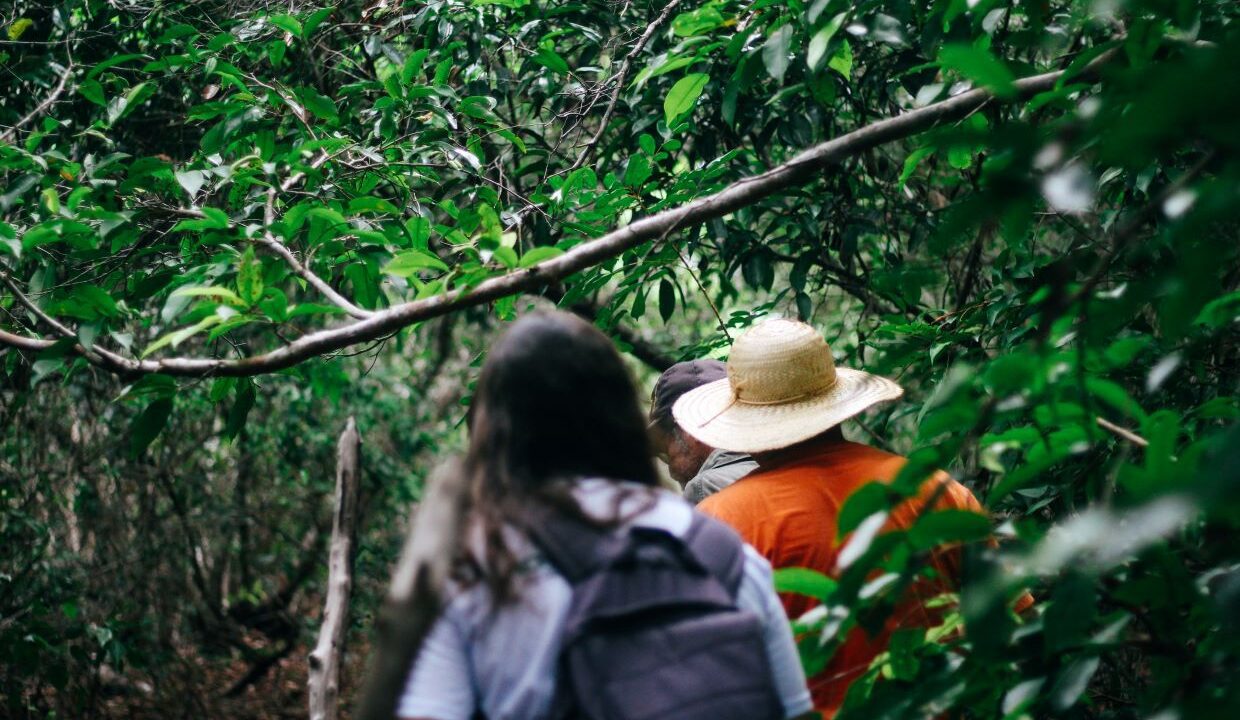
xmin=0 ymin=55 xmax=1117 ymax=377
xmin=0 ymin=267 xmax=144 ymax=375
xmin=0 ymin=327 xmax=53 ymax=352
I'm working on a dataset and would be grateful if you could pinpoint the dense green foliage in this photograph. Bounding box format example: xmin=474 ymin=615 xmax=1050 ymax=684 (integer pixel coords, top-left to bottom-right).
xmin=2 ymin=0 xmax=1238 ymax=717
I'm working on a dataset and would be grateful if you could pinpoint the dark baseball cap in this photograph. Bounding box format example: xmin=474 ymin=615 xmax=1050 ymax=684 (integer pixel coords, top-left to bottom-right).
xmin=649 ymin=359 xmax=728 ymax=431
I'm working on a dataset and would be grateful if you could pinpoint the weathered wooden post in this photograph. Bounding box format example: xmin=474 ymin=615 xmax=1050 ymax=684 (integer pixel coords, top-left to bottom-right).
xmin=308 ymin=417 xmax=363 ymax=720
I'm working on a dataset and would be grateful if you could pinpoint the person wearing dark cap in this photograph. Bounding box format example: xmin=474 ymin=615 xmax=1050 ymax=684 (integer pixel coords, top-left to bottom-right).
xmin=649 ymin=360 xmax=758 ymax=504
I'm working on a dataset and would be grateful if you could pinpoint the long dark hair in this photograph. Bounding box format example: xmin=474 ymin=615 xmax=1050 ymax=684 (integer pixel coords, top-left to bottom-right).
xmin=459 ymin=310 xmax=658 ymax=600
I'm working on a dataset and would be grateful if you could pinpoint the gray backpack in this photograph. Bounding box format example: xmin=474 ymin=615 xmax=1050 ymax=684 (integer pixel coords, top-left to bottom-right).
xmin=524 ymin=507 xmax=786 ymax=720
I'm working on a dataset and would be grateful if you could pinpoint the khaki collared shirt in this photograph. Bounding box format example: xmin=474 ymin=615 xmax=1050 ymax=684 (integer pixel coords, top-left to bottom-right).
xmin=683 ymin=449 xmax=758 ymax=505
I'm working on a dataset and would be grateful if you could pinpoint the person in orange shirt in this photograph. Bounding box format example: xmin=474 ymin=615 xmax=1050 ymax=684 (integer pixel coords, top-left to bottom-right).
xmin=673 ymin=318 xmax=1026 ymax=717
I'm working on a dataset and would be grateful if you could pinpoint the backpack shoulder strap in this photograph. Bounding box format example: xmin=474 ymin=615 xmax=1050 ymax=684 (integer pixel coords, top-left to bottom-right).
xmin=520 ymin=505 xmax=625 ymax=584
xmin=683 ymin=513 xmax=747 ymax=597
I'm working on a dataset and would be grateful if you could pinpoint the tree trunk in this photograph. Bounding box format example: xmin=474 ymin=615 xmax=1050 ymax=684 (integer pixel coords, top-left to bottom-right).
xmin=355 ymin=457 xmax=468 ymax=720
xmin=307 ymin=417 xmax=363 ymax=720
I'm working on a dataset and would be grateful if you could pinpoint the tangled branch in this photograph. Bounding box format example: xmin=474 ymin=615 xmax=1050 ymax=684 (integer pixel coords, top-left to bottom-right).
xmin=0 ymin=54 xmax=1117 ymax=378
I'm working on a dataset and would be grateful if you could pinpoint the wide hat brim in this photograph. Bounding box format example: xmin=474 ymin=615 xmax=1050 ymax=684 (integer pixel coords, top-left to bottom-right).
xmin=671 ymin=367 xmax=904 ymax=454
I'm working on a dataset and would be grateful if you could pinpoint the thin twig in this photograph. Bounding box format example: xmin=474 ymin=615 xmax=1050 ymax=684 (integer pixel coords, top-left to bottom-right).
xmin=561 ymin=0 xmax=689 ymax=175
xmin=258 ymin=187 xmax=373 ymax=319
xmin=1096 ymin=416 xmax=1149 ymax=448
xmin=671 ymin=240 xmax=732 ymax=342
xmin=0 ymin=61 xmax=74 ymax=144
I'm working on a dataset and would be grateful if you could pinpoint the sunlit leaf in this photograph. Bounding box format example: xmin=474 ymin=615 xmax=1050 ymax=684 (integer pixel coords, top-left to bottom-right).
xmin=383 ymin=249 xmax=450 ymax=275
xmin=664 ymin=73 xmax=709 ymax=126
xmin=939 ymin=44 xmax=1015 ymax=97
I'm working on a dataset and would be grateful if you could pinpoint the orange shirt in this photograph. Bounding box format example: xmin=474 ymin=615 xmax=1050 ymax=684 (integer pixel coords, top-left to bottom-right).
xmin=698 ymin=439 xmax=998 ymax=717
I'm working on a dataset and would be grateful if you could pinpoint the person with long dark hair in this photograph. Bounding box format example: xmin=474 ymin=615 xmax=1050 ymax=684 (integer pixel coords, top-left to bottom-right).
xmin=398 ymin=310 xmax=811 ymax=720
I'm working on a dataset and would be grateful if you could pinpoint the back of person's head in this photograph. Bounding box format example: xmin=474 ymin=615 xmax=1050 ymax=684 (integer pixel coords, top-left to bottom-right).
xmin=467 ymin=310 xmax=656 ymax=490
xmin=460 ymin=310 xmax=657 ymax=599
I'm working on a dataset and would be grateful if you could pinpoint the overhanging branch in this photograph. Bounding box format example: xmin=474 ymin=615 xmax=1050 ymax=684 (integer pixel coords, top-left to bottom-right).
xmin=0 ymin=54 xmax=1116 ymax=378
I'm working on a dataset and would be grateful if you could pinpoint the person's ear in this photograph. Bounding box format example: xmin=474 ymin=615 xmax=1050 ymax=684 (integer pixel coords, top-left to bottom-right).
xmin=648 ymin=424 xmax=670 ymax=460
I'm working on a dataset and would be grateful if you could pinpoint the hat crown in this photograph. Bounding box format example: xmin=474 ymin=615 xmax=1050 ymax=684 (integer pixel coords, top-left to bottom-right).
xmin=728 ymin=319 xmax=837 ymax=404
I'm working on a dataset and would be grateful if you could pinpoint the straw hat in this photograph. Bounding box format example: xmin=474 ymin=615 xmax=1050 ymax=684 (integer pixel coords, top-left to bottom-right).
xmin=672 ymin=318 xmax=903 ymax=453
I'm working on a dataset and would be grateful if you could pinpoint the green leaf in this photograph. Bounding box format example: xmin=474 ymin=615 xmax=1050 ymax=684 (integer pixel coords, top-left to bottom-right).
xmin=658 ymin=278 xmax=676 ymax=322
xmin=298 ymin=87 xmax=339 ymax=123
xmin=210 ymin=377 xmax=236 ymax=403
xmin=41 ymin=188 xmax=60 ymax=214
xmin=796 ymin=292 xmax=812 ymax=321
xmin=237 ymin=246 xmax=263 ymax=306
xmin=899 ymin=146 xmax=935 ymax=187
xmin=492 ymin=246 xmax=518 ymax=269
xmin=170 ymin=285 xmax=245 ymax=307
xmin=141 ymin=314 xmax=223 ymax=357
xmin=129 ymin=397 xmax=174 ymax=457
xmin=87 ymin=53 xmax=147 ymax=80
xmin=1050 ymin=657 xmax=1101 ymax=711
xmin=405 ymin=216 xmax=431 ymax=247
xmin=7 ymin=18 xmax=33 ymax=41
xmin=672 ymin=6 xmax=727 ymax=37
xmin=518 ymin=246 xmax=564 ymax=268
xmin=532 ymin=46 xmax=569 ymax=74
xmin=459 ymin=95 xmax=497 ymax=120
xmin=763 ymin=24 xmax=793 ymax=82
xmin=268 ymin=14 xmax=302 ymax=36
xmin=939 ymin=44 xmax=1015 ymax=98
xmin=907 ymin=509 xmax=991 ymax=550
xmin=664 ymin=73 xmax=709 ymax=126
xmin=773 ymin=567 xmax=837 ymax=600
xmin=347 ymin=196 xmax=400 ymax=215
xmin=402 ymin=49 xmax=431 ymax=84
xmin=623 ymin=154 xmax=652 ymax=188
xmin=1195 ymin=290 xmax=1240 ymax=329
xmin=172 ymin=208 xmax=230 ymax=232
xmin=827 ymin=40 xmax=853 ymax=80
xmin=107 ymin=82 xmax=156 ymax=124
xmin=948 ymin=144 xmax=974 ymax=169
xmin=887 ymin=628 xmax=925 ymax=680
xmin=209 ymin=314 xmax=255 ymax=339
xmin=50 ymin=284 xmax=119 ymax=320
xmin=288 ymin=303 xmax=347 ymax=319
xmin=175 ymin=170 xmax=205 ymax=197
xmin=383 ymin=249 xmax=451 ymax=276
xmin=224 ymin=380 xmax=256 ymax=441
xmin=1086 ymin=378 xmax=1147 ymax=422
xmin=807 ymin=13 xmax=846 ymax=71
xmin=476 ymin=204 xmax=503 ymax=249
xmin=742 ymin=252 xmax=774 ymax=291
xmin=303 ymin=8 xmax=334 ymax=37
xmin=0 ymin=223 xmax=19 ymax=258
xmin=78 ymin=79 xmax=107 ymax=107
xmin=837 ymin=483 xmax=897 ymax=538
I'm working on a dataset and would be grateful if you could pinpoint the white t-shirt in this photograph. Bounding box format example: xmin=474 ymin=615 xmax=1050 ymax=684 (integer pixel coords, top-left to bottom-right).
xmin=398 ymin=479 xmax=812 ymax=720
